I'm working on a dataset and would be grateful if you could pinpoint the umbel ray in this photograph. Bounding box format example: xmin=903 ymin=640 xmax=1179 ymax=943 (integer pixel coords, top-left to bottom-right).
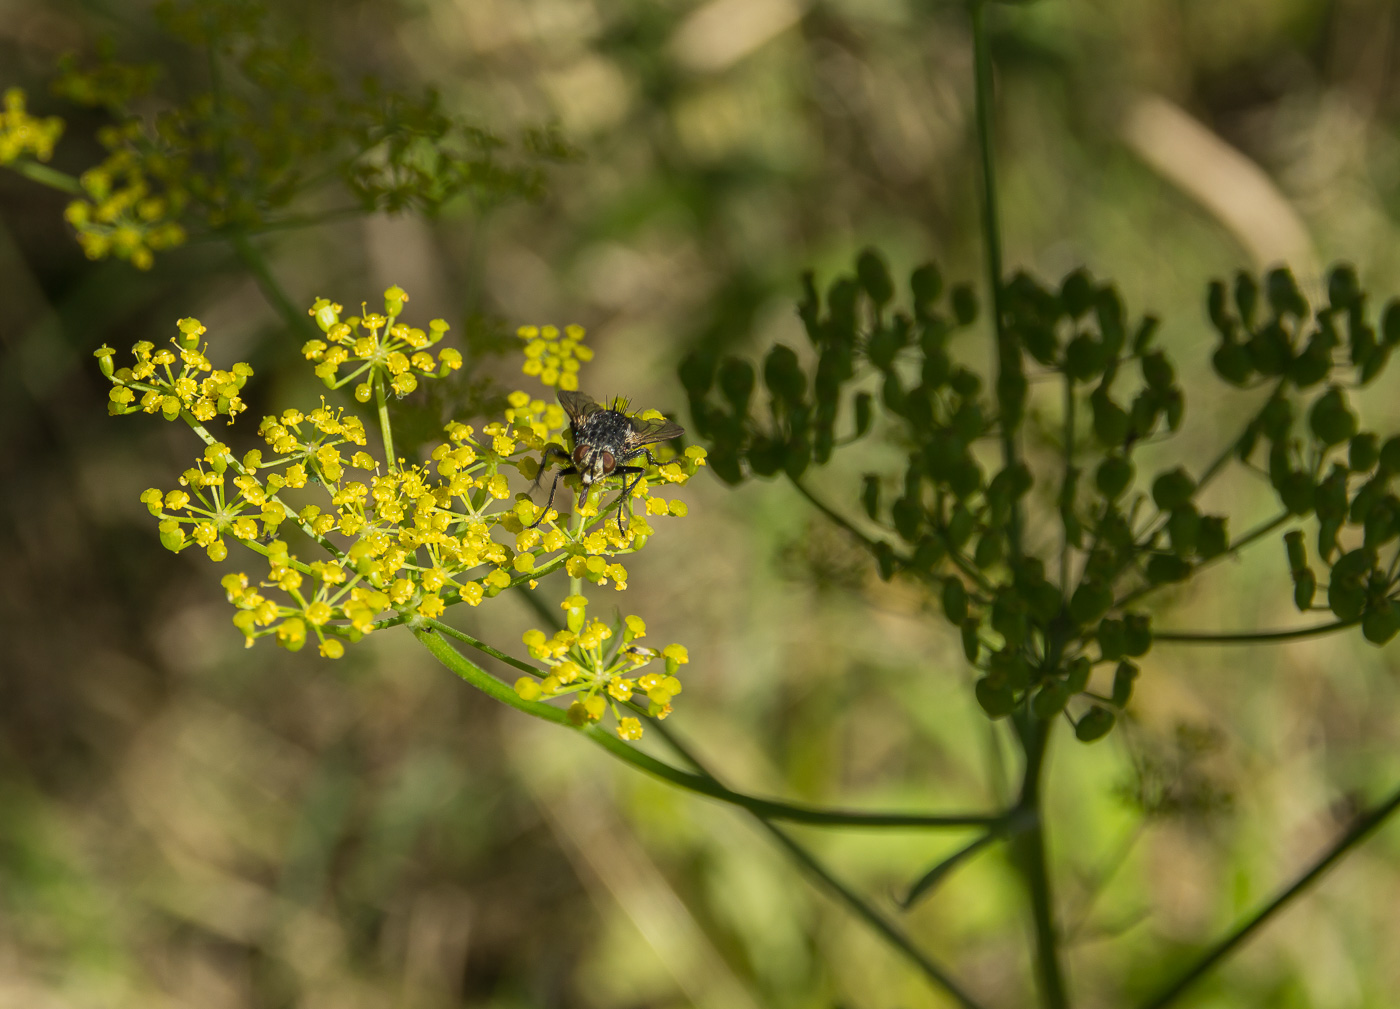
xmin=531 ymin=390 xmax=684 ymax=531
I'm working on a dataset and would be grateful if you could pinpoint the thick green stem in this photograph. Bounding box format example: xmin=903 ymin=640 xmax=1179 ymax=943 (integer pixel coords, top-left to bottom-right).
xmin=1015 ymin=713 xmax=1070 ymax=1009
xmin=416 ymin=624 xmax=1007 ymax=829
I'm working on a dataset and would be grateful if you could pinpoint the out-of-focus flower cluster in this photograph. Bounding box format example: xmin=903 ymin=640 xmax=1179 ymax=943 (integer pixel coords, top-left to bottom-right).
xmin=62 ymin=122 xmax=188 ymax=270
xmin=517 ymin=324 xmax=592 ymax=390
xmin=0 ymin=88 xmax=63 ymax=164
xmin=0 ymin=0 xmax=572 ymax=271
xmin=514 ymin=597 xmax=688 ymax=739
xmin=98 ymin=286 xmax=705 ymax=666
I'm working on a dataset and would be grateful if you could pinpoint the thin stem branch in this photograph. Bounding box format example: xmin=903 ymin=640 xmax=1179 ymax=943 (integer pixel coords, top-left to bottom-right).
xmin=9 ymin=160 xmax=82 ymax=194
xmin=1138 ymin=779 xmax=1400 ymax=1009
xmin=228 ymin=231 xmax=315 ymax=339
xmin=1116 ymin=511 xmax=1291 ymax=610
xmin=1153 ymin=617 xmax=1358 ymax=645
xmin=761 ymin=821 xmax=989 ymax=1009
xmin=970 ymin=0 xmax=1022 ymax=563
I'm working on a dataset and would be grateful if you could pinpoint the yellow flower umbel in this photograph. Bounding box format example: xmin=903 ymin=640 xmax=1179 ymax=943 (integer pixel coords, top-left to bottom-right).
xmin=514 ymin=598 xmax=687 ymax=740
xmin=100 ymin=285 xmax=702 ymax=660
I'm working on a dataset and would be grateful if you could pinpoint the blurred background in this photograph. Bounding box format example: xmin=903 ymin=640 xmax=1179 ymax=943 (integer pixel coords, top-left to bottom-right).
xmin=3 ymin=0 xmax=1400 ymax=1006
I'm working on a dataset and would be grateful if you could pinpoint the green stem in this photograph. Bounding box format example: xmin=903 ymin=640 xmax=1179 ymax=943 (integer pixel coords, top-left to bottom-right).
xmin=1116 ymin=511 xmax=1291 ymax=610
xmin=228 ymin=231 xmax=315 ymax=339
xmin=645 ymin=717 xmax=989 ymax=1009
xmin=762 ymin=821 xmax=988 ymax=1009
xmin=374 ymin=369 xmax=397 ymax=472
xmin=970 ymin=0 xmax=1022 ymax=562
xmin=10 ymin=160 xmax=82 ymax=194
xmin=1014 ymin=712 xmax=1070 ymax=1009
xmin=416 ymin=624 xmax=1007 ymax=829
xmin=1061 ymin=373 xmax=1076 ymax=592
xmin=1153 ymin=617 xmax=1358 ymax=644
xmin=1138 ymin=778 xmax=1400 ymax=1009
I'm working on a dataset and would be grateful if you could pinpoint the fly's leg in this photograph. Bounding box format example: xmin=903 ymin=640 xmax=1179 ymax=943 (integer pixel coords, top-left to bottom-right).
xmin=609 ymin=464 xmax=648 ymax=532
xmin=530 ymin=463 xmax=577 ymax=529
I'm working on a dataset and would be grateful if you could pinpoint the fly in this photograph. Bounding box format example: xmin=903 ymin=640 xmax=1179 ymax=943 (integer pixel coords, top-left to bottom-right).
xmin=531 ymin=390 xmax=684 ymax=531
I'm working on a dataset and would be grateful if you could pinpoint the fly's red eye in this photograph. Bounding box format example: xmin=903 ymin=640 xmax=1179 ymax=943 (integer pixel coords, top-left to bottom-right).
xmin=573 ymin=445 xmax=589 ymax=466
xmin=601 ymin=451 xmax=615 ymax=472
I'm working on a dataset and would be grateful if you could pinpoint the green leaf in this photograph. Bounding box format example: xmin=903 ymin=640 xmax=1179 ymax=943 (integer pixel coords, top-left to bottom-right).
xmin=1091 ymin=390 xmax=1129 ymax=446
xmin=718 ymin=357 xmax=755 ymax=411
xmin=853 ymin=392 xmax=873 ymax=437
xmin=1197 ymin=515 xmax=1228 ymax=559
xmin=1152 ymin=467 xmax=1197 ymax=510
xmin=1097 ymin=618 xmax=1126 ymax=661
xmin=1234 ymin=271 xmax=1259 ymax=326
xmin=892 ymin=495 xmax=922 ymax=540
xmin=910 ymin=262 xmax=943 ymax=308
xmin=1111 ymin=661 xmax=1139 ymax=707
xmin=975 ymin=677 xmax=1015 ymax=718
xmin=1212 ymin=340 xmax=1253 ymax=385
xmin=678 ymin=350 xmax=715 ymax=400
xmin=874 ymin=541 xmax=896 ymax=581
xmin=1141 ymin=351 xmax=1174 ymax=391
xmin=862 ymin=474 xmax=880 ymax=520
xmin=856 ymin=248 xmax=894 ymax=307
xmin=1146 ymin=554 xmax=1191 ymax=584
xmin=973 ymin=533 xmax=1003 ymax=568
xmin=942 ymin=578 xmax=968 ymax=624
xmin=1069 ymin=582 xmax=1113 ymax=625
xmin=764 ymin=344 xmax=805 ymax=405
xmin=1363 ymin=600 xmax=1400 ymax=644
xmin=1284 ymin=530 xmax=1307 ymax=572
xmin=1065 ymin=335 xmax=1108 ymax=381
xmin=961 ymin=618 xmax=981 ymax=662
xmin=1266 ymin=266 xmax=1308 ymax=318
xmin=1061 ymin=269 xmax=1094 ymax=317
xmin=1309 ymin=386 xmax=1358 ymax=446
xmin=1095 ymin=455 xmax=1134 ymax=500
xmin=1293 ymin=568 xmax=1316 ymax=610
xmin=1124 ymin=612 xmax=1152 ymax=656
xmin=951 ymin=284 xmax=978 ymax=325
xmin=1033 ymin=682 xmax=1071 ymax=719
xmin=1328 ymin=263 xmax=1361 ymax=309
xmin=1075 ymin=706 xmax=1116 ymax=742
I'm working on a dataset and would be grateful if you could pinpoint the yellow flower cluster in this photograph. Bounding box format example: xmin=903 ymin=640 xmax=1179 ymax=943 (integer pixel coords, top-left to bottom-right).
xmin=100 ymin=286 xmax=704 ymax=661
xmin=0 ymin=89 xmax=63 ymax=165
xmin=514 ymin=598 xmax=689 ymax=739
xmin=301 ymin=288 xmax=462 ymax=400
xmin=96 ymin=318 xmax=251 ymax=423
xmin=63 ymin=123 xmax=188 ymax=270
xmin=517 ymin=324 xmax=593 ymax=390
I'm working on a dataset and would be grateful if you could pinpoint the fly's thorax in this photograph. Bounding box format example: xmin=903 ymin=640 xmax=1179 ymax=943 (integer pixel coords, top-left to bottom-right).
xmin=571 ymin=410 xmax=633 ymax=484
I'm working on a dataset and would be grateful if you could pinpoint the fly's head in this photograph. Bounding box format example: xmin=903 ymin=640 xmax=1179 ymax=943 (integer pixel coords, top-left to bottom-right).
xmin=570 ymin=409 xmax=634 ymax=486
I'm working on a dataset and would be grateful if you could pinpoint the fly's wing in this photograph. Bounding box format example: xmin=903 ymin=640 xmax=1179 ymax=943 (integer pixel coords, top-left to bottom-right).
xmin=627 ymin=414 xmax=684 ymax=446
xmin=558 ymin=389 xmax=604 ymax=424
